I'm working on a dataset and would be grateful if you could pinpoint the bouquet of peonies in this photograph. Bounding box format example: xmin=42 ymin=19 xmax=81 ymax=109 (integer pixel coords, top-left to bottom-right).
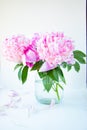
xmin=2 ymin=32 xmax=86 ymax=101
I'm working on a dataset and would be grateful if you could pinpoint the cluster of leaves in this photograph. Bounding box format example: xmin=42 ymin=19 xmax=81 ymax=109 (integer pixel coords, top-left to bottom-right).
xmin=62 ymin=50 xmax=86 ymax=72
xmin=14 ymin=63 xmax=28 ymax=84
xmin=14 ymin=50 xmax=86 ymax=93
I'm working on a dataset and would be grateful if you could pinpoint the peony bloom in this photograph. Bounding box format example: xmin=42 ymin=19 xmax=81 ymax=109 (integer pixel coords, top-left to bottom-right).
xmin=37 ymin=32 xmax=75 ymax=71
xmin=2 ymin=34 xmax=30 ymax=63
xmin=22 ymin=45 xmax=40 ymax=68
xmin=22 ymin=33 xmax=40 ymax=67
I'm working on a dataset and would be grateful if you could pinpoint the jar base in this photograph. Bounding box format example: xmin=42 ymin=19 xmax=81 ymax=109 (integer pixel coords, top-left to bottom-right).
xmin=35 ymin=96 xmax=62 ymax=105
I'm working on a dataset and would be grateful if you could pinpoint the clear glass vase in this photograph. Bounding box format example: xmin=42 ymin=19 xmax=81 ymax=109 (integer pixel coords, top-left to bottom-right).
xmin=34 ymin=73 xmax=64 ymax=105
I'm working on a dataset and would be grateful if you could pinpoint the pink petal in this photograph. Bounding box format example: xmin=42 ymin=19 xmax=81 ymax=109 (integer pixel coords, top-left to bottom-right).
xmin=39 ymin=62 xmax=56 ymax=72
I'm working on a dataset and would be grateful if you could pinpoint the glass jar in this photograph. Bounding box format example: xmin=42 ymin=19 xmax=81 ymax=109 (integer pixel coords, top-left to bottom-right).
xmin=34 ymin=73 xmax=64 ymax=105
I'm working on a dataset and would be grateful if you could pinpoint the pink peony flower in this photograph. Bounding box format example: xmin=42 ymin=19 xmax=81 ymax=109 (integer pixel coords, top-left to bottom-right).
xmin=2 ymin=34 xmax=30 ymax=63
xmin=22 ymin=33 xmax=40 ymax=67
xmin=22 ymin=45 xmax=40 ymax=68
xmin=37 ymin=32 xmax=75 ymax=71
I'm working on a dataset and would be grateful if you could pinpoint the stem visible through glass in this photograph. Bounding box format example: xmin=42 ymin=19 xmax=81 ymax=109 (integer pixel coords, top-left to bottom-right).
xmin=52 ymin=82 xmax=63 ymax=101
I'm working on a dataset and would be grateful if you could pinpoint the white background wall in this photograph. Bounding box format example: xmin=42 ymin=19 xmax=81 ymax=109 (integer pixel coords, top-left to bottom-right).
xmin=0 ymin=0 xmax=86 ymax=89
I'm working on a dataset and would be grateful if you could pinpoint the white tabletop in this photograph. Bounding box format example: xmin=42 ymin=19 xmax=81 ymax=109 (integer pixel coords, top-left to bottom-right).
xmin=0 ymin=86 xmax=87 ymax=130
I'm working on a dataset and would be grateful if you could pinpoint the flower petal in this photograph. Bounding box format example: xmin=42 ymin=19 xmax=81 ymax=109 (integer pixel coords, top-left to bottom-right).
xmin=39 ymin=62 xmax=56 ymax=72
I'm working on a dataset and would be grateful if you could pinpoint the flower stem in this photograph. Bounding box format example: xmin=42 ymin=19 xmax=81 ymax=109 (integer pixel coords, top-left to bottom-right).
xmin=52 ymin=82 xmax=64 ymax=101
xmin=55 ymin=83 xmax=60 ymax=101
xmin=52 ymin=82 xmax=61 ymax=101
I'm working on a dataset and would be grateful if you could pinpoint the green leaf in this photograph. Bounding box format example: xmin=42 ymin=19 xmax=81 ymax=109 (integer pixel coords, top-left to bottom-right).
xmin=62 ymin=62 xmax=72 ymax=71
xmin=67 ymin=64 xmax=72 ymax=71
xmin=74 ymin=61 xmax=80 ymax=72
xmin=47 ymin=68 xmax=59 ymax=82
xmin=14 ymin=63 xmax=23 ymax=70
xmin=62 ymin=62 xmax=67 ymax=68
xmin=42 ymin=75 xmax=53 ymax=92
xmin=57 ymin=67 xmax=66 ymax=84
xmin=18 ymin=66 xmax=23 ymax=80
xmin=75 ymin=56 xmax=86 ymax=64
xmin=73 ymin=50 xmax=86 ymax=57
xmin=31 ymin=61 xmax=43 ymax=71
xmin=73 ymin=50 xmax=86 ymax=64
xmin=38 ymin=71 xmax=47 ymax=78
xmin=21 ymin=66 xmax=28 ymax=84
